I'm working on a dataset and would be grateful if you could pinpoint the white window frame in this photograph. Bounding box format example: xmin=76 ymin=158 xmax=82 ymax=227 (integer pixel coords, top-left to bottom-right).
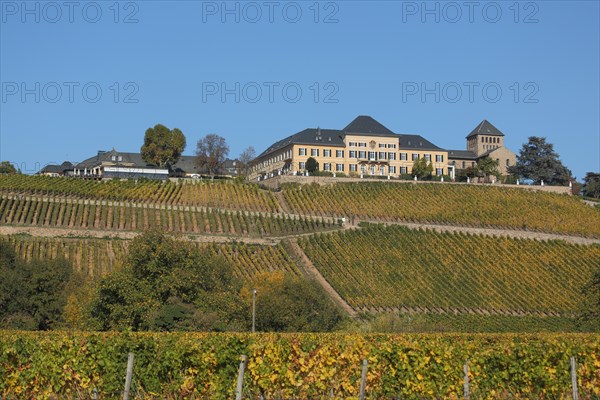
xmin=336 ymin=150 xmax=344 ymax=158
xmin=311 ymin=149 xmax=319 ymax=157
xmin=323 ymin=149 xmax=331 ymax=157
xmin=299 ymin=148 xmax=307 ymax=156
xmin=336 ymin=163 xmax=344 ymax=172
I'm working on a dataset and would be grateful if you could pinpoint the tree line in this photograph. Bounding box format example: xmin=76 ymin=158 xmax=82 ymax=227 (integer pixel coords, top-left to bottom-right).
xmin=0 ymin=231 xmax=343 ymax=332
xmin=139 ymin=124 xmax=256 ymax=178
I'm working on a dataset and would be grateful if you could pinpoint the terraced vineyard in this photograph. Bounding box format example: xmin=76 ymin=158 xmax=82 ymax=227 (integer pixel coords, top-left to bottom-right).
xmin=299 ymin=225 xmax=600 ymax=314
xmin=0 ymin=196 xmax=334 ymax=237
xmin=283 ymin=182 xmax=600 ymax=237
xmin=0 ymin=175 xmax=278 ymax=212
xmin=0 ymin=235 xmax=302 ymax=280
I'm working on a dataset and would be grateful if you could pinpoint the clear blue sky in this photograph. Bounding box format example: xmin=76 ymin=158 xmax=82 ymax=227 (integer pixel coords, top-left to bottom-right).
xmin=1 ymin=0 xmax=599 ymax=179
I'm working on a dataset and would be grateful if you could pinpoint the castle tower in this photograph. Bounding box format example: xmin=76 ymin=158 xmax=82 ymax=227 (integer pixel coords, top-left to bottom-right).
xmin=466 ymin=120 xmax=505 ymax=157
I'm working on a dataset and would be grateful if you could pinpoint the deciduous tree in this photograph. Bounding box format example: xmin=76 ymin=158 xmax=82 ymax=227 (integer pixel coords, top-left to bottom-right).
xmin=88 ymin=230 xmax=246 ymax=331
xmin=141 ymin=124 xmax=186 ymax=167
xmin=242 ymin=271 xmax=343 ymax=332
xmin=0 ymin=161 xmax=18 ymax=174
xmin=411 ymin=157 xmax=433 ymax=179
xmin=195 ymin=134 xmax=230 ymax=178
xmin=238 ymin=146 xmax=256 ymax=177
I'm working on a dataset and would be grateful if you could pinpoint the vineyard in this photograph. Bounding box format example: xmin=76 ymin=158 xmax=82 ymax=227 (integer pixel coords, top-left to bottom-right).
xmin=282 ymin=182 xmax=600 ymax=237
xmin=0 ymin=196 xmax=335 ymax=237
xmin=1 ymin=332 xmax=598 ymax=399
xmin=299 ymin=225 xmax=600 ymax=315
xmin=0 ymin=175 xmax=278 ymax=212
xmin=0 ymin=235 xmax=302 ymax=280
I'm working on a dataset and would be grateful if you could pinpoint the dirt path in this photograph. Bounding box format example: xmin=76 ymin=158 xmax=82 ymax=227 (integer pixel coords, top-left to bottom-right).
xmin=287 ymin=239 xmax=357 ymax=317
xmin=0 ymin=225 xmax=278 ymax=245
xmin=371 ymin=220 xmax=600 ymax=246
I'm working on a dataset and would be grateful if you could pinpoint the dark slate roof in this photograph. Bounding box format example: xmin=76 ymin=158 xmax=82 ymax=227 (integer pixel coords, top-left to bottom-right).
xmin=75 ymin=149 xmax=154 ymax=170
xmin=398 ymin=134 xmax=442 ymax=150
xmin=343 ymin=115 xmax=395 ymax=136
xmin=466 ymin=120 xmax=504 ymax=138
xmin=40 ymin=161 xmax=74 ymax=174
xmin=171 ymin=155 xmax=200 ymax=174
xmin=447 ymin=150 xmax=477 ymax=160
xmin=256 ymin=128 xmax=345 ymax=159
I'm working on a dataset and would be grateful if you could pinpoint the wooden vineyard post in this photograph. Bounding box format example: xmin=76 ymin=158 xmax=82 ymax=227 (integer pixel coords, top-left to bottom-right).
xmin=235 ymin=355 xmax=248 ymax=400
xmin=123 ymin=352 xmax=135 ymax=400
xmin=359 ymin=359 xmax=368 ymax=400
xmin=463 ymin=359 xmax=470 ymax=400
xmin=571 ymin=356 xmax=579 ymax=400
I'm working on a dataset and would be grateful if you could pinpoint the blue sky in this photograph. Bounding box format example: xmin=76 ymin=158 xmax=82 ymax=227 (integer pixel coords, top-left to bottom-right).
xmin=1 ymin=0 xmax=599 ymax=179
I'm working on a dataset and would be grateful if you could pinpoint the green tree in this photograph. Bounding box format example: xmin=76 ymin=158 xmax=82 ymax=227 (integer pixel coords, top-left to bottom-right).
xmin=141 ymin=124 xmax=186 ymax=167
xmin=411 ymin=157 xmax=433 ymax=179
xmin=242 ymin=271 xmax=343 ymax=332
xmin=305 ymin=157 xmax=319 ymax=175
xmin=88 ymin=230 xmax=246 ymax=331
xmin=0 ymin=161 xmax=18 ymax=174
xmin=509 ymin=136 xmax=572 ymax=185
xmin=582 ymin=172 xmax=600 ymax=198
xmin=0 ymin=241 xmax=73 ymax=330
xmin=476 ymin=157 xmax=501 ymax=182
xmin=195 ymin=134 xmax=230 ymax=178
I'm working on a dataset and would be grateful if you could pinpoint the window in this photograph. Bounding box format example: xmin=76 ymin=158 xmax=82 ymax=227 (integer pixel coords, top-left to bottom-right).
xmin=111 ymin=155 xmax=116 ymax=161
xmin=358 ymin=142 xmax=367 ymax=147
xmin=370 ymin=165 xmax=375 ymax=175
xmin=299 ymin=148 xmax=307 ymax=156
xmin=360 ymin=164 xmax=366 ymax=173
xmin=389 ymin=166 xmax=397 ymax=174
xmin=336 ymin=150 xmax=344 ymax=158
xmin=388 ymin=143 xmax=397 ymax=149
xmin=118 ymin=156 xmax=123 ymax=162
xmin=358 ymin=151 xmax=366 ymax=159
xmin=324 ymin=163 xmax=331 ymax=171
xmin=412 ymin=153 xmax=419 ymax=161
xmin=368 ymin=151 xmax=376 ymax=160
xmin=400 ymin=166 xmax=407 ymax=174
xmin=299 ymin=162 xmax=306 ymax=170
xmin=424 ymin=154 xmax=431 ymax=162
xmin=436 ymin=168 xmax=443 ymax=176
xmin=311 ymin=149 xmax=319 ymax=157
xmin=349 ymin=142 xmax=357 ymax=147
xmin=462 ymin=161 xmax=466 ymax=168
xmin=435 ymin=154 xmax=443 ymax=162
xmin=349 ymin=150 xmax=357 ymax=158
xmin=380 ymin=166 xmax=385 ymax=175
xmin=323 ymin=149 xmax=331 ymax=157
xmin=336 ymin=163 xmax=344 ymax=172
xmin=378 ymin=152 xmax=386 ymax=160
xmin=388 ymin=152 xmax=396 ymax=160
xmin=400 ymin=153 xmax=407 ymax=161
xmin=379 ymin=143 xmax=387 ymax=148
xmin=506 ymin=159 xmax=510 ymax=166
xmin=350 ymin=164 xmax=357 ymax=172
